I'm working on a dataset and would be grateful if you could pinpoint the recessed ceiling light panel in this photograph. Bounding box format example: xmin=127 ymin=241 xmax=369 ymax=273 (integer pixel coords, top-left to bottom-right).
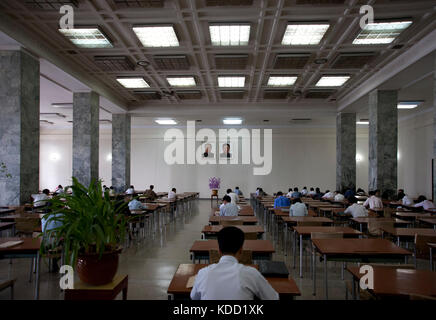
xmin=59 ymin=28 xmax=113 ymax=48
xmin=218 ymin=76 xmax=245 ymax=87
xmin=315 ymin=76 xmax=350 ymax=87
xmin=209 ymin=24 xmax=250 ymax=46
xmin=267 ymin=76 xmax=297 ymax=87
xmin=223 ymin=118 xmax=243 ymax=125
xmin=155 ymin=119 xmax=177 ymax=125
xmin=166 ymin=77 xmax=196 ymax=87
xmin=352 ymin=21 xmax=412 ymax=45
xmin=133 ymin=25 xmax=179 ymax=47
xmin=281 ymin=24 xmax=329 ymax=45
xmin=117 ymin=77 xmax=150 ymax=88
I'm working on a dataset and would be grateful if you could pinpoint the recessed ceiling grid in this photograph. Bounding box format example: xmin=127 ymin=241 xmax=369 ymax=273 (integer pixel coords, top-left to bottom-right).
xmin=0 ymin=0 xmax=434 ymax=107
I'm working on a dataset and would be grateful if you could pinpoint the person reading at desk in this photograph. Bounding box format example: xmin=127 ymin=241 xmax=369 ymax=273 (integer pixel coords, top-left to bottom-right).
xmin=344 ymin=196 xmax=368 ymax=218
xmin=226 ymin=188 xmax=238 ymax=204
xmin=168 ymin=188 xmax=177 ymax=200
xmin=414 ymin=195 xmax=435 ymax=210
xmin=32 ymin=189 xmax=50 ymax=208
xmin=234 ymin=186 xmax=243 ymax=196
xmin=274 ymin=191 xmax=290 ymax=208
xmin=219 ymin=195 xmax=239 ymax=216
xmin=363 ymin=190 xmax=383 ymax=209
xmin=144 ymin=185 xmax=157 ymax=201
xmin=301 ymin=186 xmax=308 ymax=196
xmin=322 ymin=190 xmax=334 ymax=199
xmin=334 ymin=191 xmax=345 ymax=202
xmin=125 ymin=185 xmax=135 ymax=195
xmin=127 ymin=196 xmax=147 ymax=211
xmin=289 ymin=198 xmax=308 ymax=217
xmin=290 ymin=187 xmax=301 ymax=199
xmin=190 ymin=226 xmax=279 ymax=300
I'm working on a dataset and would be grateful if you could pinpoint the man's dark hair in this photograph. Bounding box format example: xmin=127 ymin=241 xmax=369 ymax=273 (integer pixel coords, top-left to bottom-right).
xmin=294 ymin=187 xmax=298 ymax=192
xmin=172 ymin=188 xmax=176 ymax=192
xmin=316 ymin=187 xmax=320 ymax=193
xmin=42 ymin=189 xmax=50 ymax=195
xmin=130 ymin=185 xmax=134 ymax=188
xmin=150 ymin=185 xmax=154 ymax=190
xmin=227 ymin=188 xmax=232 ymax=194
xmin=292 ymin=198 xmax=302 ymax=204
xmin=235 ymin=186 xmax=239 ymax=189
xmin=368 ymin=190 xmax=375 ymax=196
xmin=223 ymin=195 xmax=231 ymax=202
xmin=58 ymin=185 xmax=63 ymax=188
xmin=217 ymin=226 xmax=244 ymax=255
xmin=348 ymin=196 xmax=358 ymax=204
xmin=288 ymin=188 xmax=292 ymax=192
xmin=310 ymin=187 xmax=314 ymax=191
xmin=277 ymin=191 xmax=283 ymax=196
xmin=417 ymin=195 xmax=427 ymax=202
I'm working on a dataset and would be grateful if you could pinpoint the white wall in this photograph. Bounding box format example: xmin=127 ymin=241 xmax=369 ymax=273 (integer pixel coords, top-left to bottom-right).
xmin=39 ymin=117 xmax=433 ymax=198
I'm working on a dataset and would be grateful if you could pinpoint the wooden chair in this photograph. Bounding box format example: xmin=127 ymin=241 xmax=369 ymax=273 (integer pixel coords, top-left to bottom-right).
xmin=0 ymin=279 xmax=16 ymax=299
xmin=220 ymin=219 xmax=243 ymax=226
xmin=244 ymin=232 xmax=258 ymax=240
xmin=414 ymin=234 xmax=436 ymax=269
xmin=367 ymin=220 xmax=394 ymax=238
xmin=209 ymin=249 xmax=221 ymax=264
xmin=310 ymin=232 xmax=344 ymax=283
xmin=297 ymin=221 xmax=323 ymax=227
xmin=209 ymin=249 xmax=253 ymax=265
xmin=14 ymin=217 xmax=40 ymax=237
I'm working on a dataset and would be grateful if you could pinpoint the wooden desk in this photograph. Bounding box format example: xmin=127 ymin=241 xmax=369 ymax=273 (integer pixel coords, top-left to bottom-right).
xmin=418 ymin=217 xmax=436 ymax=230
xmin=167 ymin=264 xmax=300 ymax=300
xmin=429 ymin=243 xmax=436 ymax=271
xmin=347 ymin=266 xmax=436 ymax=299
xmin=0 ymin=222 xmax=15 ymax=236
xmin=380 ymin=227 xmax=436 ymax=246
xmin=394 ymin=212 xmax=431 ymax=219
xmin=0 ymin=208 xmax=16 ymax=215
xmin=0 ymin=237 xmax=41 ymax=299
xmin=190 ymin=240 xmax=274 ymax=262
xmin=209 ymin=216 xmax=258 ymax=225
xmin=311 ymin=238 xmax=411 ymax=299
xmin=351 ymin=217 xmax=411 ymax=232
xmin=65 ymin=274 xmax=128 ymax=300
xmin=201 ymin=225 xmax=264 ymax=239
xmin=293 ymin=226 xmax=362 ymax=278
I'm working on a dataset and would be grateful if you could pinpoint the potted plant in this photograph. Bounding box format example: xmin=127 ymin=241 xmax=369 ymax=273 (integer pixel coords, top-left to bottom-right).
xmin=209 ymin=177 xmax=221 ymax=196
xmin=41 ymin=177 xmax=129 ymax=285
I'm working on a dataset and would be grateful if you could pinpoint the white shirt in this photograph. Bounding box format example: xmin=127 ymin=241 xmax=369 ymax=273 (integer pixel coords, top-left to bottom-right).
xmin=125 ymin=188 xmax=134 ymax=195
xmin=190 ymin=255 xmax=279 ymax=300
xmin=344 ymin=203 xmax=368 ymax=218
xmin=363 ymin=196 xmax=383 ymax=209
xmin=168 ymin=191 xmax=177 ymax=200
xmin=334 ymin=194 xmax=345 ymax=202
xmin=414 ymin=200 xmax=435 ymax=210
xmin=286 ymin=191 xmax=293 ymax=198
xmin=308 ymin=190 xmax=316 ymax=195
xmin=55 ymin=188 xmax=64 ymax=194
xmin=227 ymin=192 xmax=238 ymax=204
xmin=402 ymin=195 xmax=413 ymax=206
xmin=219 ymin=203 xmax=239 ymax=216
xmin=301 ymin=188 xmax=308 ymax=196
xmin=322 ymin=192 xmax=334 ymax=199
xmin=32 ymin=194 xmax=49 ymax=207
xmin=128 ymin=199 xmax=146 ymax=211
xmin=289 ymin=202 xmax=308 ymax=217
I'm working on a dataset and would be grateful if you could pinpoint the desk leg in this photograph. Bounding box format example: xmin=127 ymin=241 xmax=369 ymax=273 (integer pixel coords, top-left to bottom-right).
xmin=397 ymin=236 xmax=400 ymax=247
xmin=293 ymin=231 xmax=296 ymax=269
xmin=284 ymin=225 xmax=287 ymax=256
xmin=430 ymin=247 xmax=433 ymax=271
xmin=35 ymin=251 xmax=40 ymax=300
xmin=360 ymin=223 xmax=363 ymax=233
xmin=299 ymin=234 xmax=303 ymax=278
xmin=352 ymin=278 xmax=356 ymax=300
xmin=122 ymin=286 xmax=128 ymax=300
xmin=312 ymin=246 xmax=316 ymax=296
xmin=324 ymin=254 xmax=328 ymax=300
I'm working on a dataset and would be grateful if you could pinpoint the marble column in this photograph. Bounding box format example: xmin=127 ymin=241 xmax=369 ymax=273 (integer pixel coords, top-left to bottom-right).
xmin=0 ymin=50 xmax=39 ymax=206
xmin=336 ymin=113 xmax=356 ymax=192
xmin=368 ymin=89 xmax=398 ymax=198
xmin=72 ymin=91 xmax=99 ymax=187
xmin=112 ymin=114 xmax=131 ymax=193
xmin=433 ymin=55 xmax=436 ymax=201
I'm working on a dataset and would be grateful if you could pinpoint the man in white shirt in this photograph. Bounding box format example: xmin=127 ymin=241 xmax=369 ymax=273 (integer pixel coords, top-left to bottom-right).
xmin=54 ymin=185 xmax=64 ymax=194
xmin=190 ymin=226 xmax=279 ymax=300
xmin=322 ymin=190 xmax=334 ymax=199
xmin=168 ymin=188 xmax=177 ymax=200
xmin=234 ymin=187 xmax=242 ymax=196
xmin=226 ymin=188 xmax=238 ymax=204
xmin=334 ymin=191 xmax=345 ymax=202
xmin=219 ymin=195 xmax=239 ymax=216
xmin=32 ymin=189 xmax=50 ymax=208
xmin=363 ymin=190 xmax=383 ymax=209
xmin=402 ymin=195 xmax=413 ymax=206
xmin=125 ymin=185 xmax=135 ymax=195
xmin=286 ymin=188 xmax=293 ymax=198
xmin=301 ymin=187 xmax=308 ymax=196
xmin=128 ymin=197 xmax=147 ymax=211
xmin=344 ymin=197 xmax=368 ymax=218
xmin=289 ymin=198 xmax=308 ymax=217
xmin=308 ymin=188 xmax=316 ymax=196
xmin=414 ymin=195 xmax=435 ymax=210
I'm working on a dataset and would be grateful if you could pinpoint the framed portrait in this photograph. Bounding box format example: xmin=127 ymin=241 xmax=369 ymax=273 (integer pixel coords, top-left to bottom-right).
xmin=219 ymin=142 xmax=233 ymax=159
xmin=201 ymin=142 xmax=215 ymax=159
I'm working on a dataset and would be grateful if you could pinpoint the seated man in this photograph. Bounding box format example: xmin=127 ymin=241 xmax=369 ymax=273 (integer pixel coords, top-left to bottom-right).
xmin=334 ymin=191 xmax=345 ymax=202
xmin=344 ymin=188 xmax=355 ymax=199
xmin=234 ymin=186 xmax=243 ymax=196
xmin=128 ymin=196 xmax=147 ymax=211
xmin=226 ymin=188 xmax=238 ymax=204
xmin=289 ymin=198 xmax=308 ymax=217
xmin=32 ymin=189 xmax=51 ymax=208
xmin=322 ymin=190 xmax=334 ymax=199
xmin=144 ymin=185 xmax=157 ymax=201
xmin=344 ymin=196 xmax=368 ymax=218
xmin=290 ymin=187 xmax=301 ymax=199
xmin=308 ymin=187 xmax=316 ymax=196
xmin=286 ymin=188 xmax=293 ymax=198
xmin=54 ymin=185 xmax=64 ymax=194
xmin=219 ymin=195 xmax=239 ymax=216
xmin=125 ymin=185 xmax=135 ymax=195
xmin=363 ymin=190 xmax=383 ymax=209
xmin=109 ymin=186 xmax=116 ymax=196
xmin=301 ymin=187 xmax=308 ymax=196
xmin=168 ymin=187 xmax=177 ymax=200
xmin=190 ymin=226 xmax=279 ymax=300
xmin=274 ymin=191 xmax=290 ymax=208
xmin=414 ymin=195 xmax=435 ymax=210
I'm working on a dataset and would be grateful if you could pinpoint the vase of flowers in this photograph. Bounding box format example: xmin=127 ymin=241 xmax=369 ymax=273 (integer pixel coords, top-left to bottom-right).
xmin=209 ymin=177 xmax=221 ymax=196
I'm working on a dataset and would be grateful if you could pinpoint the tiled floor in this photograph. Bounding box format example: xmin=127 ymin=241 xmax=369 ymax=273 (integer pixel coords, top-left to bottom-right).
xmin=0 ymin=200 xmax=425 ymax=300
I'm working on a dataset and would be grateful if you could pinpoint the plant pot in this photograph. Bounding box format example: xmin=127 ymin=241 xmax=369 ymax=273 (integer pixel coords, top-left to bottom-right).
xmin=211 ymin=189 xmax=218 ymax=196
xmin=76 ymin=248 xmax=121 ymax=285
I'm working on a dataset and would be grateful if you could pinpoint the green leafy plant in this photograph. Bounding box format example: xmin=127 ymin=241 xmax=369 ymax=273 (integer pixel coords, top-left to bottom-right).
xmin=0 ymin=162 xmax=11 ymax=179
xmin=41 ymin=177 xmax=129 ymax=267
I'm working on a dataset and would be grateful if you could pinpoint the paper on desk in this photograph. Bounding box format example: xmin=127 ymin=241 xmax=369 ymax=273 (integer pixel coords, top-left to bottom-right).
xmin=186 ymin=275 xmax=196 ymax=288
xmin=0 ymin=240 xmax=24 ymax=248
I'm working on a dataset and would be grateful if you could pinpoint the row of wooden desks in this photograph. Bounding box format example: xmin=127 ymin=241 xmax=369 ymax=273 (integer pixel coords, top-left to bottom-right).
xmin=201 ymin=225 xmax=265 ymax=239
xmin=208 ymin=216 xmax=258 ymax=225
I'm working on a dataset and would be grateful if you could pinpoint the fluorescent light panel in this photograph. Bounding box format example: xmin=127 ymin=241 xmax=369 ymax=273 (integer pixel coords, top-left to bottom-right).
xmin=356 ymin=121 xmax=369 ymax=125
xmin=117 ymin=77 xmax=150 ymax=88
xmin=155 ymin=119 xmax=177 ymax=125
xmin=218 ymin=76 xmax=245 ymax=87
xmin=166 ymin=77 xmax=196 ymax=87
xmin=281 ymin=24 xmax=329 ymax=45
xmin=397 ymin=101 xmax=422 ymax=109
xmin=209 ymin=24 xmax=250 ymax=46
xmin=58 ymin=28 xmax=112 ymax=48
xmin=315 ymin=76 xmax=350 ymax=87
xmin=133 ymin=26 xmax=179 ymax=47
xmin=223 ymin=118 xmax=242 ymax=125
xmin=267 ymin=76 xmax=297 ymax=87
xmin=353 ymin=21 xmax=412 ymax=44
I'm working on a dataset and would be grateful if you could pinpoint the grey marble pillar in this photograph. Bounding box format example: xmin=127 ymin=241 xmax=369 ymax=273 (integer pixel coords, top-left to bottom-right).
xmin=0 ymin=50 xmax=39 ymax=206
xmin=112 ymin=114 xmax=131 ymax=193
xmin=433 ymin=55 xmax=436 ymax=201
xmin=368 ymin=89 xmax=398 ymax=198
xmin=336 ymin=113 xmax=356 ymax=192
xmin=72 ymin=91 xmax=99 ymax=187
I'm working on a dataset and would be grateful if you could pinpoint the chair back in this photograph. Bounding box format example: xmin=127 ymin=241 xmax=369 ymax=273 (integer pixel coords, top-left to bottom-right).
xmin=414 ymin=234 xmax=436 ymax=260
xmin=311 ymin=232 xmax=343 ymax=239
xmin=14 ymin=217 xmax=40 ymax=237
xmin=244 ymin=232 xmax=258 ymax=240
xmin=220 ymin=219 xmax=243 ymax=226
xmin=367 ymin=220 xmax=394 ymax=237
xmin=297 ymin=221 xmax=323 ymax=227
xmin=209 ymin=249 xmax=221 ymax=264
xmin=239 ymin=250 xmax=252 ymax=264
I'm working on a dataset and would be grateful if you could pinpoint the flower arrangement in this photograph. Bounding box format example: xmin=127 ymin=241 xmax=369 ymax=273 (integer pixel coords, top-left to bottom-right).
xmin=208 ymin=177 xmax=221 ymax=190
